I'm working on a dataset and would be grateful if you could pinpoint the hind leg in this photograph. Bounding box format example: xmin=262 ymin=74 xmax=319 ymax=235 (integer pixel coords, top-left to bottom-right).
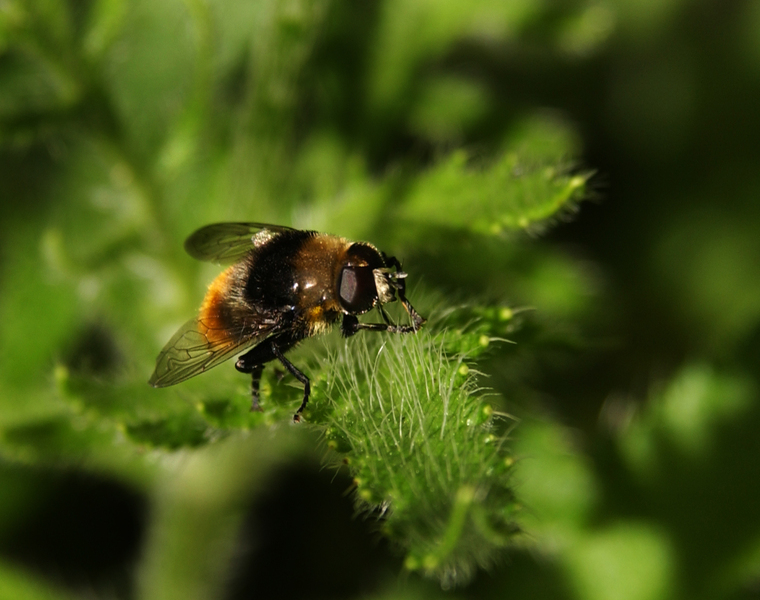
xmin=235 ymin=335 xmax=302 ymax=416
xmin=236 ymin=344 xmax=278 ymax=412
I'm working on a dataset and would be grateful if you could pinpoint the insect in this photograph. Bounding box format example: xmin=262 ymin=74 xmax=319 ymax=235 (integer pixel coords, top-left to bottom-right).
xmin=149 ymin=223 xmax=425 ymax=421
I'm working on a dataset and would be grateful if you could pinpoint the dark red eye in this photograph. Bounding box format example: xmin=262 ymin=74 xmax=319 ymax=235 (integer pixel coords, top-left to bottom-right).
xmin=339 ymin=266 xmax=376 ymax=313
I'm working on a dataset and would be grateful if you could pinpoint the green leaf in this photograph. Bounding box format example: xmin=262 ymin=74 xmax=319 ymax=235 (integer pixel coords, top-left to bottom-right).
xmin=397 ymin=115 xmax=588 ymax=235
xmin=314 ymin=318 xmax=521 ymax=587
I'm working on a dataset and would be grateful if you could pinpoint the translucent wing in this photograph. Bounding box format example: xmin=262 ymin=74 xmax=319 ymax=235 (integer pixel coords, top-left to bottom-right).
xmin=148 ymin=315 xmax=279 ymax=387
xmin=184 ymin=222 xmax=297 ymax=263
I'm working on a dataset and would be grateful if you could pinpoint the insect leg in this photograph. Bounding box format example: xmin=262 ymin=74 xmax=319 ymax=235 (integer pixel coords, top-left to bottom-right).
xmin=270 ymin=341 xmax=311 ymax=422
xmin=341 ymin=313 xmax=419 ymax=335
xmin=400 ymin=297 xmax=426 ymax=330
xmin=236 ymin=345 xmax=277 ymax=412
xmin=360 ymin=322 xmax=420 ymax=334
xmin=383 ymin=254 xmax=403 ymax=272
xmin=377 ymin=304 xmax=420 ymax=333
xmin=383 ymin=255 xmax=426 ymax=330
xmin=250 ymin=364 xmax=265 ymax=412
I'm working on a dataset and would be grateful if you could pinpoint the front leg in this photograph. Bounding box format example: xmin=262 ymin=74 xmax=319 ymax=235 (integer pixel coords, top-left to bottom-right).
xmin=341 ymin=314 xmax=361 ymax=337
xmin=341 ymin=313 xmax=420 ymax=336
xmin=382 ymin=255 xmax=426 ymax=331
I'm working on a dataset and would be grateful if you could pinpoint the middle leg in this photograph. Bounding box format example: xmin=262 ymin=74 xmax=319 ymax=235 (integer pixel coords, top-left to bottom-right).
xmin=270 ymin=340 xmax=311 ymax=422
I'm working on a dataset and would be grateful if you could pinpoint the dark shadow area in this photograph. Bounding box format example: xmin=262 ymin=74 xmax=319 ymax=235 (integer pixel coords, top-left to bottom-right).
xmin=0 ymin=466 xmax=147 ymax=599
xmin=224 ymin=462 xmax=400 ymax=600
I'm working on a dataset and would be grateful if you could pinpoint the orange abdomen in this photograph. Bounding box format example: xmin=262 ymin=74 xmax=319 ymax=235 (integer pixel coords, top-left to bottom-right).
xmin=198 ymin=266 xmax=236 ymax=345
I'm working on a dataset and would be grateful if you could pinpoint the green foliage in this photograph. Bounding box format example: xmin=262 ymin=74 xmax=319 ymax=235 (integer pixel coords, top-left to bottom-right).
xmin=2 ymin=0 xmax=760 ymax=599
xmin=398 ymin=117 xmax=587 ymax=236
xmin=512 ymin=366 xmax=760 ymax=600
xmin=312 ymin=313 xmax=519 ymax=585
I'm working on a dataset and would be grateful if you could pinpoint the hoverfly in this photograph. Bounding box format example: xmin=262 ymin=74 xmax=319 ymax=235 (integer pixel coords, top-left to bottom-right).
xmin=149 ymin=223 xmax=425 ymax=421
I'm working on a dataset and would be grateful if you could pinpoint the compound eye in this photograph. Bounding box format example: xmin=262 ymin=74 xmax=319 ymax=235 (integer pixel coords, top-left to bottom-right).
xmin=339 ymin=266 xmax=376 ymax=313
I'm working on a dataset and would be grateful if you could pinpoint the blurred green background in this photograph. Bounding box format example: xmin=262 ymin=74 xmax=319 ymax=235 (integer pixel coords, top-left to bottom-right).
xmin=2 ymin=0 xmax=760 ymax=599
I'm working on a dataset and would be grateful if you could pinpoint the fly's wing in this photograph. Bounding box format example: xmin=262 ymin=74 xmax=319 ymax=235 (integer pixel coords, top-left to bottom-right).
xmin=184 ymin=222 xmax=298 ymax=263
xmin=148 ymin=314 xmax=280 ymax=387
